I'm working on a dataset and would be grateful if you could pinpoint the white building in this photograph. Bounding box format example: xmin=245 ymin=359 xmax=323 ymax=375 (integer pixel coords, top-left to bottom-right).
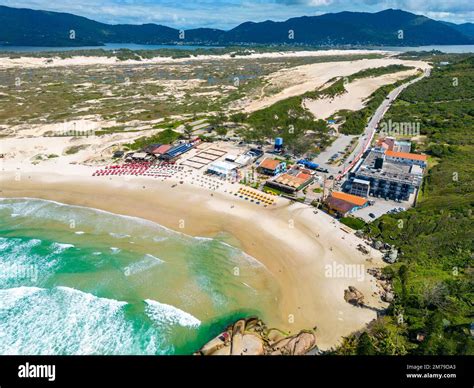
xmin=207 ymin=161 xmax=238 ymax=178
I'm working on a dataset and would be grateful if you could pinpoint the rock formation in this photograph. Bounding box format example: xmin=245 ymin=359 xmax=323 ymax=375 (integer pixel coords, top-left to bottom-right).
xmin=195 ymin=317 xmax=318 ymax=356
xmin=344 ymin=286 xmax=365 ymax=306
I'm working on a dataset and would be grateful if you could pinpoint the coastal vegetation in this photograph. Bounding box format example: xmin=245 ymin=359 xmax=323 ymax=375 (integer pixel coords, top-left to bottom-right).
xmin=347 ymin=64 xmax=414 ymax=81
xmin=333 ymin=73 xmax=420 ymax=135
xmin=0 ymin=53 xmax=383 ymax=128
xmin=239 ymin=95 xmax=331 ymax=155
xmin=125 ymin=129 xmax=181 ymax=150
xmin=234 ymin=64 xmax=415 ymax=155
xmin=339 ymin=217 xmax=366 ymax=230
xmin=334 ymin=56 xmax=474 ymax=355
xmin=64 ymin=144 xmax=89 ymax=155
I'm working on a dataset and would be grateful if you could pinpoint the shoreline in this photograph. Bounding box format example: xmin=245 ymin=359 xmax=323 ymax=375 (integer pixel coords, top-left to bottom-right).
xmin=0 ymin=168 xmax=387 ymax=350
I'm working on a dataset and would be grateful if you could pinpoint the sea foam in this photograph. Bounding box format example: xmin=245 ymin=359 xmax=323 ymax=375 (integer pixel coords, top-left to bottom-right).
xmin=145 ymin=299 xmax=201 ymax=328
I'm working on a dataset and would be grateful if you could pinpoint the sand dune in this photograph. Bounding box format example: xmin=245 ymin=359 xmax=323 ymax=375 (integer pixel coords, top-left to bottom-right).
xmin=0 ymin=49 xmax=391 ymax=70
xmin=244 ymin=58 xmax=430 ymax=113
xmin=303 ymin=68 xmax=421 ymax=120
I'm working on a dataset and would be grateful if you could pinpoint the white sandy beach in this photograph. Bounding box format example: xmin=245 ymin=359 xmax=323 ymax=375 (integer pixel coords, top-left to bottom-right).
xmin=0 ymin=153 xmax=388 ymax=350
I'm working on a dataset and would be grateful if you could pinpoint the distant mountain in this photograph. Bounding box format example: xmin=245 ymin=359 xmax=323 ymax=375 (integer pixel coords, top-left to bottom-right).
xmin=442 ymin=21 xmax=474 ymax=39
xmin=0 ymin=6 xmax=471 ymax=47
xmin=223 ymin=10 xmax=473 ymax=46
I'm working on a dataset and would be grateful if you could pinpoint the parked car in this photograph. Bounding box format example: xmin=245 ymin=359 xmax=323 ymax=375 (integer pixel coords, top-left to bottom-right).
xmin=368 ymin=213 xmax=376 ymax=219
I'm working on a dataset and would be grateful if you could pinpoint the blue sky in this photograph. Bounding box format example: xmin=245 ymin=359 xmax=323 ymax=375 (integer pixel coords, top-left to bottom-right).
xmin=2 ymin=0 xmax=473 ymax=29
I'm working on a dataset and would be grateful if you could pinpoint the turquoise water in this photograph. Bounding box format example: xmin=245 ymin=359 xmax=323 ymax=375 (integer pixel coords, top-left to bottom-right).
xmin=0 ymin=198 xmax=280 ymax=355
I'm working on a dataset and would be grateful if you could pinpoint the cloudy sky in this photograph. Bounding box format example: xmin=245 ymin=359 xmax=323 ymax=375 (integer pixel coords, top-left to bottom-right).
xmin=2 ymin=0 xmax=473 ymax=29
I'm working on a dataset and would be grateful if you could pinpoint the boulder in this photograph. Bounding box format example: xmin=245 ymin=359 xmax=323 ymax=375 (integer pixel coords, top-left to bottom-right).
xmin=271 ymin=331 xmax=317 ymax=355
xmin=374 ymin=240 xmax=383 ymax=250
xmin=384 ymin=249 xmax=399 ymax=263
xmin=196 ymin=318 xmax=318 ymax=355
xmin=344 ymin=286 xmax=365 ymax=306
xmin=241 ymin=334 xmax=265 ymax=355
xmin=382 ymin=292 xmax=394 ymax=303
xmin=230 ymin=319 xmax=246 ymax=355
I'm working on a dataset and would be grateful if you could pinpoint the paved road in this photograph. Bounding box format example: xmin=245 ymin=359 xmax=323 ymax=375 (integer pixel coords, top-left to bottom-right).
xmin=334 ymin=68 xmax=431 ymax=180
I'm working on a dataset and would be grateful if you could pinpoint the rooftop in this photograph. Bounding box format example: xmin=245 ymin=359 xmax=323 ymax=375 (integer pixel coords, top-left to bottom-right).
xmin=207 ymin=160 xmax=238 ymax=174
xmin=259 ymin=158 xmax=282 ymax=170
xmin=353 ymin=178 xmax=370 ymax=185
xmin=330 ymin=191 xmax=367 ymax=206
xmin=154 ymin=144 xmax=172 ymax=155
xmin=326 ymin=196 xmax=359 ymax=214
xmin=356 ymin=149 xmax=424 ymax=187
xmin=386 ymin=150 xmax=427 ymax=161
xmin=274 ymin=171 xmax=312 ymax=188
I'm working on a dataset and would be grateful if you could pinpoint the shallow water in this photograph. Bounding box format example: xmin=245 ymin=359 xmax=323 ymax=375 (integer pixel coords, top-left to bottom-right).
xmin=0 ymin=198 xmax=280 ymax=355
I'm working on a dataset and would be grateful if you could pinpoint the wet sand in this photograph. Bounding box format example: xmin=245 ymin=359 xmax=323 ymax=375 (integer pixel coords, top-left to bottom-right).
xmin=0 ymin=168 xmax=387 ymax=350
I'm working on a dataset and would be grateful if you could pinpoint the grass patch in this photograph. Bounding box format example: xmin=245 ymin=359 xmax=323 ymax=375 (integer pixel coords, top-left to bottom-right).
xmin=64 ymin=145 xmax=88 ymax=155
xmin=125 ymin=129 xmax=181 ymax=150
xmin=340 ymin=217 xmax=366 ymax=230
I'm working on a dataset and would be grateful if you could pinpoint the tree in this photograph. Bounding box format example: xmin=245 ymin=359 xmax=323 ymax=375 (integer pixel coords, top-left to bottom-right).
xmin=398 ymin=264 xmax=409 ymax=301
xmin=183 ymin=124 xmax=193 ymax=140
xmin=356 ymin=332 xmax=377 ymax=355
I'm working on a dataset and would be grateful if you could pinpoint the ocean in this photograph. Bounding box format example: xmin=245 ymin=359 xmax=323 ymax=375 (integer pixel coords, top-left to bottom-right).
xmin=0 ymin=198 xmax=280 ymax=355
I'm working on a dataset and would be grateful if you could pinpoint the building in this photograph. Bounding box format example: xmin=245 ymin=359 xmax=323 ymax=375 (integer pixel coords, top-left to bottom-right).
xmin=377 ymin=137 xmax=412 ymax=153
xmin=248 ymin=148 xmax=264 ymax=161
xmin=127 ymin=152 xmax=154 ymax=162
xmin=234 ymin=154 xmax=253 ymax=167
xmin=350 ymin=148 xmax=425 ymax=201
xmin=225 ymin=154 xmax=238 ymax=162
xmin=349 ymin=178 xmax=370 ymax=198
xmin=266 ymin=168 xmax=314 ymax=194
xmin=206 ymin=160 xmax=238 ymax=178
xmin=393 ymin=140 xmax=412 ymax=153
xmin=153 ymin=144 xmax=172 ymax=156
xmin=377 ymin=137 xmax=395 ymax=150
xmin=257 ymin=158 xmax=286 ymax=176
xmin=161 ymin=143 xmax=194 ymax=161
xmin=325 ymin=191 xmax=368 ymax=217
xmin=143 ymin=144 xmax=162 ymax=154
xmin=385 ymin=150 xmax=427 ymax=168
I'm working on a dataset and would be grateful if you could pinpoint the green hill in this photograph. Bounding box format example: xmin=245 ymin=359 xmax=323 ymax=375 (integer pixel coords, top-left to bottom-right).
xmin=0 ymin=6 xmax=472 ymax=47
xmin=334 ymin=56 xmax=474 ymax=355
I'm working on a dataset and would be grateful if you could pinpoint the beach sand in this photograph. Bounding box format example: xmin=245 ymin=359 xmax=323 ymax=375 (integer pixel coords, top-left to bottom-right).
xmin=0 ymin=163 xmax=386 ymax=350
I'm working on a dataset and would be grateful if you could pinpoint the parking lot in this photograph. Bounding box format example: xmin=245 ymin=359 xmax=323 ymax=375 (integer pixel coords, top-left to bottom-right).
xmin=352 ymin=197 xmax=412 ymax=222
xmin=312 ymin=134 xmax=358 ymax=174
